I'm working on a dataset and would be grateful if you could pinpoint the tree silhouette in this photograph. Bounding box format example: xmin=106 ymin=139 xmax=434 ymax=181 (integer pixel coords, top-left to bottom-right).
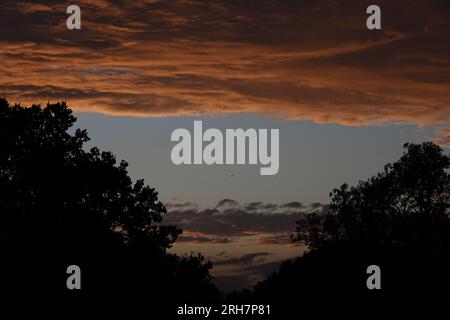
xmin=0 ymin=99 xmax=218 ymax=299
xmin=253 ymin=142 xmax=450 ymax=299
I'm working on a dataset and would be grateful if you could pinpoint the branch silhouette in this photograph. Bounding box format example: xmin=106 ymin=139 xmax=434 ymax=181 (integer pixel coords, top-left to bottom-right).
xmin=251 ymin=142 xmax=450 ymax=299
xmin=0 ymin=99 xmax=218 ymax=299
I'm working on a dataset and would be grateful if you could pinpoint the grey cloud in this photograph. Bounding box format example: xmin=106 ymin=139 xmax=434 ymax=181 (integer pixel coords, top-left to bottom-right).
xmin=215 ymin=198 xmax=239 ymax=208
xmin=244 ymin=202 xmax=263 ymax=211
xmin=258 ymin=234 xmax=294 ymax=245
xmin=177 ymin=235 xmax=233 ymax=244
xmin=163 ymin=200 xmax=328 ymax=237
xmin=214 ymin=252 xmax=273 ymax=267
xmin=282 ymin=201 xmax=304 ymax=208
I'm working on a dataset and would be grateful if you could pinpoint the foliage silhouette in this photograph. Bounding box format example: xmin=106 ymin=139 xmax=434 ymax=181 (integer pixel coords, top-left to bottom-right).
xmin=0 ymin=98 xmax=218 ymax=299
xmin=253 ymin=142 xmax=450 ymax=299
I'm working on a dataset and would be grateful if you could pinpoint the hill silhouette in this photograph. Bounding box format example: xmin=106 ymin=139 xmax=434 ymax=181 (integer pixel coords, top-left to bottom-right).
xmin=0 ymin=98 xmax=219 ymax=299
xmin=252 ymin=142 xmax=450 ymax=299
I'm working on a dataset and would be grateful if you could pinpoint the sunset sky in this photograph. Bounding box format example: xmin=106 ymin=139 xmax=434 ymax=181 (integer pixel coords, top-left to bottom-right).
xmin=1 ymin=0 xmax=449 ymax=291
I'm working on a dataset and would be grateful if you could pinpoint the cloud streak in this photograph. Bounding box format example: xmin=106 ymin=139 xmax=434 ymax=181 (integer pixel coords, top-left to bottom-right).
xmin=165 ymin=199 xmax=316 ymax=290
xmin=0 ymin=0 xmax=449 ymax=142
xmin=164 ymin=199 xmax=327 ymax=240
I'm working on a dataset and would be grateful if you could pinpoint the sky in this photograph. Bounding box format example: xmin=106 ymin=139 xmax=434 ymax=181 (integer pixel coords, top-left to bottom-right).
xmin=0 ymin=0 xmax=449 ymax=291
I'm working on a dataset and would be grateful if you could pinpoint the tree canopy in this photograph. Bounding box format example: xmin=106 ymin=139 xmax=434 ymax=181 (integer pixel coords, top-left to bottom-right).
xmin=254 ymin=142 xmax=450 ymax=298
xmin=0 ymin=99 xmax=218 ymax=298
xmin=3 ymin=97 xmax=449 ymax=299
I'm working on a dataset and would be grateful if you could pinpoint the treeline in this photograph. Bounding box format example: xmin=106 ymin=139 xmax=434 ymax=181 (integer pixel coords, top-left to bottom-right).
xmin=1 ymin=99 xmax=449 ymax=299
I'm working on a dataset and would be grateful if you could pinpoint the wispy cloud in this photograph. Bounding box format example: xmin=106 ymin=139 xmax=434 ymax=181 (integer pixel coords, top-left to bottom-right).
xmin=0 ymin=0 xmax=449 ymax=143
xmin=164 ymin=199 xmax=327 ymax=239
xmin=214 ymin=252 xmax=273 ymax=267
xmin=165 ymin=199 xmax=318 ymax=290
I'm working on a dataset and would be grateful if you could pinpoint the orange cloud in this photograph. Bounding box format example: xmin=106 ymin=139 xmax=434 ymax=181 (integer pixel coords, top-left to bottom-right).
xmin=16 ymin=2 xmax=53 ymax=13
xmin=0 ymin=0 xmax=449 ymax=144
